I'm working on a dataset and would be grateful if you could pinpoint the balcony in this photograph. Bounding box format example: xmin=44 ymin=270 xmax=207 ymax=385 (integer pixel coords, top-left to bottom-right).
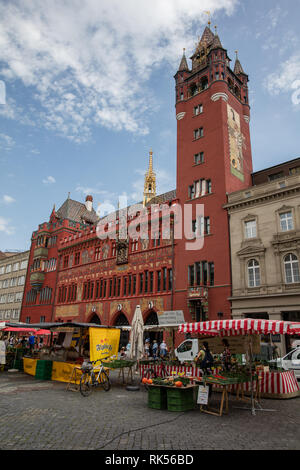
xmin=34 ymin=246 xmax=49 ymax=258
xmin=30 ymin=271 xmax=45 ymax=291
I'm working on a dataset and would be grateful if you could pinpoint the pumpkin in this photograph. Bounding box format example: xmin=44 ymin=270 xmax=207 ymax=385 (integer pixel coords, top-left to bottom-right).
xmin=175 ymin=381 xmax=183 ymax=387
xmin=142 ymin=377 xmax=148 ymax=384
xmin=147 ymin=379 xmax=153 ymax=384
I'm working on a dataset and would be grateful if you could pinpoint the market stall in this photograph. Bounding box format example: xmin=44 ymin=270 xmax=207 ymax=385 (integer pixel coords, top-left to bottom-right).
xmin=0 ymin=325 xmax=51 ymax=371
xmin=12 ymin=322 xmax=121 ymax=385
xmin=178 ymin=318 xmax=300 ymax=415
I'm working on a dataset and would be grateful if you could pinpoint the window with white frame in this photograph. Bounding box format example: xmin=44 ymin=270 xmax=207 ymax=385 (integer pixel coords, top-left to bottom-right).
xmin=0 ymin=294 xmax=7 ymax=304
xmin=20 ymin=260 xmax=28 ymax=270
xmin=7 ymin=293 xmax=14 ymax=303
xmin=2 ymin=279 xmax=9 ymax=288
xmin=13 ymin=262 xmax=19 ymax=271
xmin=10 ymin=278 xmax=17 ymax=287
xmin=0 ymin=266 xmax=4 ymax=275
xmin=12 ymin=309 xmax=19 ymax=319
xmin=280 ymin=211 xmax=293 ymax=231
xmin=5 ymin=264 xmax=11 ymax=273
xmin=284 ymin=253 xmax=300 ymax=284
xmin=245 ymin=220 xmax=257 ymax=239
xmin=18 ymin=276 xmax=25 ymax=286
xmin=15 ymin=292 xmax=23 ymax=302
xmin=248 ymin=259 xmax=260 ymax=287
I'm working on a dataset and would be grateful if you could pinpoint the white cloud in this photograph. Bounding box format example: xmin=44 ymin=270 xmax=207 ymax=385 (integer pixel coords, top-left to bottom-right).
xmin=265 ymin=54 xmax=300 ymax=107
xmin=0 ymin=216 xmax=15 ymax=235
xmin=42 ymin=175 xmax=56 ymax=184
xmin=2 ymin=195 xmax=15 ymax=204
xmin=76 ymin=185 xmax=108 ymax=196
xmin=0 ymin=133 xmax=15 ymax=151
xmin=0 ymin=0 xmax=237 ymax=142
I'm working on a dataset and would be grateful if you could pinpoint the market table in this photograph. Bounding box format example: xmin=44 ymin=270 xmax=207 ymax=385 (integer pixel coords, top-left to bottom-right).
xmin=194 ymin=374 xmax=254 ymax=417
xmin=140 ymin=363 xmax=300 ymax=399
xmin=102 ymin=359 xmax=136 ymax=385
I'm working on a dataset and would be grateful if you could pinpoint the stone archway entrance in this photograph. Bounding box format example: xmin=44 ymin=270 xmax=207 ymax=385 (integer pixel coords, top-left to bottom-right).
xmin=114 ymin=312 xmax=130 ymax=349
xmin=144 ymin=310 xmax=163 ymax=346
xmin=89 ymin=314 xmax=101 ymax=325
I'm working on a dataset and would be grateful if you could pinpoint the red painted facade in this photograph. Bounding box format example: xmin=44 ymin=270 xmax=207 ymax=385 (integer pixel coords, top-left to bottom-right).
xmin=173 ymin=28 xmax=252 ymax=324
xmin=20 ymin=27 xmax=254 ymax=342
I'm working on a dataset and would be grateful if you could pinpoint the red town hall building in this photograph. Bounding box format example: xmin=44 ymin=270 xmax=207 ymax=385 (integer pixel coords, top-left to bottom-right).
xmin=20 ymin=26 xmax=253 ymax=342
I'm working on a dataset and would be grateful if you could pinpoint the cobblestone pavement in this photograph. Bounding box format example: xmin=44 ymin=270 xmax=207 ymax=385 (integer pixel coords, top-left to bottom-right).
xmin=0 ymin=371 xmax=299 ymax=450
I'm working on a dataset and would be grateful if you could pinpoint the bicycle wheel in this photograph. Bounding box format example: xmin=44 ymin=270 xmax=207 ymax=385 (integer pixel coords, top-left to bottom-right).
xmin=143 ymin=368 xmax=157 ymax=380
xmin=80 ymin=372 xmax=93 ymax=397
xmin=160 ymin=366 xmax=168 ymax=379
xmin=99 ymin=370 xmax=111 ymax=392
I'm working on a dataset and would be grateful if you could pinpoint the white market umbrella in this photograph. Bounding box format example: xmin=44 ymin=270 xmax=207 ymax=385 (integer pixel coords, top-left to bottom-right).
xmin=129 ymin=305 xmax=144 ymax=362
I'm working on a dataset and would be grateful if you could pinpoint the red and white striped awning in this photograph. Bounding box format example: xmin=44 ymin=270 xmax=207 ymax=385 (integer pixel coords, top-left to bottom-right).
xmin=178 ymin=319 xmax=300 ymax=336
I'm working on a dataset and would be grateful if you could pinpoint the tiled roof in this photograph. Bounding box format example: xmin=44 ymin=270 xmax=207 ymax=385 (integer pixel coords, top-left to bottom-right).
xmin=211 ymin=34 xmax=223 ymax=50
xmin=56 ymin=198 xmax=99 ymax=225
xmin=147 ymin=189 xmax=177 ymax=206
xmin=200 ymin=26 xmax=215 ymax=46
xmin=178 ymin=52 xmax=189 ymax=72
xmin=234 ymin=58 xmax=245 ymax=75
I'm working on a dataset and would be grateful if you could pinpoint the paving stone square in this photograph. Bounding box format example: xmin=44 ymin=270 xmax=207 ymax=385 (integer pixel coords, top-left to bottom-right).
xmin=0 ymin=371 xmax=299 ymax=451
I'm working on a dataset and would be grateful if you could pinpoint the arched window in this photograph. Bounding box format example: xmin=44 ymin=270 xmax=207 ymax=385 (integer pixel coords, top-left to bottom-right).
xmin=201 ymin=77 xmax=208 ymax=90
xmin=114 ymin=313 xmax=130 ymax=348
xmin=284 ymin=254 xmax=300 ymax=284
xmin=145 ymin=310 xmax=158 ymax=325
xmin=248 ymin=259 xmax=260 ymax=287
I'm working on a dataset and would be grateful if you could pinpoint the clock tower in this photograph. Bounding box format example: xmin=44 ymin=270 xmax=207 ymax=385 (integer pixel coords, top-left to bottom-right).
xmin=173 ymin=26 xmax=253 ymax=321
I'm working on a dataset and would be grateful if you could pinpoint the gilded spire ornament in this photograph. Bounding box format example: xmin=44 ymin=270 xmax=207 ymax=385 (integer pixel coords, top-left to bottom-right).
xmin=143 ymin=149 xmax=156 ymax=206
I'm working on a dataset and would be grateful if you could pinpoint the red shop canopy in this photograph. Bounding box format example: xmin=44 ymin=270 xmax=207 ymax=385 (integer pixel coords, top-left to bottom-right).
xmin=3 ymin=327 xmax=51 ymax=335
xmin=178 ymin=319 xmax=300 ymax=337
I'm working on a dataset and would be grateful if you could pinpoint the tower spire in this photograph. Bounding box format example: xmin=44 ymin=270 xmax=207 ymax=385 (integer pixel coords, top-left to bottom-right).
xmin=178 ymin=48 xmax=189 ymax=72
xmin=143 ymin=149 xmax=156 ymax=206
xmin=234 ymin=50 xmax=246 ymax=75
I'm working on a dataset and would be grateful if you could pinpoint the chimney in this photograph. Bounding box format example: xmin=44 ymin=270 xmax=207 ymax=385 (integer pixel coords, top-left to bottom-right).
xmin=85 ymin=195 xmax=93 ymax=212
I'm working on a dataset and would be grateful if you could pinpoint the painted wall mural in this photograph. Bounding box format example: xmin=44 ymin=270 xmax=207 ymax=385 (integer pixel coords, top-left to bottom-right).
xmin=227 ymin=104 xmax=246 ymax=181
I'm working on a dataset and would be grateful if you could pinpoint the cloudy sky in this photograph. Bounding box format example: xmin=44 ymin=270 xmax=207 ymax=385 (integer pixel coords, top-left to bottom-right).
xmin=0 ymin=0 xmax=300 ymax=250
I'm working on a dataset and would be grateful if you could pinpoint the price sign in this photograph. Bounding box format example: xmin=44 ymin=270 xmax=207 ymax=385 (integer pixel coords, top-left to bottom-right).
xmin=197 ymin=385 xmax=209 ymax=405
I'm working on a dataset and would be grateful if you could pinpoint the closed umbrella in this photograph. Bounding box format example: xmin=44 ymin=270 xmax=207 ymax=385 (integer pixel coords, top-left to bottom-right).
xmin=129 ymin=305 xmax=144 ymax=363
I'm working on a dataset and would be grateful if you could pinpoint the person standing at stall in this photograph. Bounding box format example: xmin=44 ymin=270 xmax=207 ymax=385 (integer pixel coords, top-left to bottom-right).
xmin=159 ymin=340 xmax=168 ymax=359
xmin=28 ymin=334 xmax=36 ymax=352
xmin=152 ymin=340 xmax=158 ymax=359
xmin=221 ymin=339 xmax=231 ymax=371
xmin=200 ymin=342 xmax=214 ymax=373
xmin=144 ymin=339 xmax=151 ymax=358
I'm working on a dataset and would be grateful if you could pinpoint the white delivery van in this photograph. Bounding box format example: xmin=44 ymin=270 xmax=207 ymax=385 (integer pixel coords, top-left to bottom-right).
xmin=269 ymin=347 xmax=300 ymax=379
xmin=175 ymin=339 xmax=199 ymax=363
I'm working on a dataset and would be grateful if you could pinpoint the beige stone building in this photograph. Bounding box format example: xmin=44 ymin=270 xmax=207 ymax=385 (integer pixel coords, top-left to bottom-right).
xmin=0 ymin=250 xmax=30 ymax=323
xmin=225 ymin=158 xmax=300 ymax=354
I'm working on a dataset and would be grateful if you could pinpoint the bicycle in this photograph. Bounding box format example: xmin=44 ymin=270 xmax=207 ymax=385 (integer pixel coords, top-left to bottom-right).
xmin=80 ymin=357 xmax=111 ymax=397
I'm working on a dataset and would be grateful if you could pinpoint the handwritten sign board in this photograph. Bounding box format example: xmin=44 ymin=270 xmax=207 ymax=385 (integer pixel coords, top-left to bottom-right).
xmin=158 ymin=310 xmax=184 ymax=326
xmin=197 ymin=385 xmax=209 ymax=405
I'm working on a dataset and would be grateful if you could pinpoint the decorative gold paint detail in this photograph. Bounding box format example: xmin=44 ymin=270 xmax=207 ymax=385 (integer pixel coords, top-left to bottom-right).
xmin=56 ymin=305 xmax=80 ymax=317
xmin=227 ymin=104 xmax=246 ymax=182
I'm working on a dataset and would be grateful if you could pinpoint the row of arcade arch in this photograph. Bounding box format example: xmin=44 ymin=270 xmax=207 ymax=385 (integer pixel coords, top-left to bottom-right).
xmin=88 ymin=309 xmax=163 ymax=348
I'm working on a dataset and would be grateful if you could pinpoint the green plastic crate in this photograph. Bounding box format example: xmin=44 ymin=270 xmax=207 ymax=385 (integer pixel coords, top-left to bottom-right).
xmin=167 ymin=388 xmax=194 ymax=412
xmin=148 ymin=387 xmax=167 ymax=410
xmin=35 ymin=360 xmax=53 ymax=380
